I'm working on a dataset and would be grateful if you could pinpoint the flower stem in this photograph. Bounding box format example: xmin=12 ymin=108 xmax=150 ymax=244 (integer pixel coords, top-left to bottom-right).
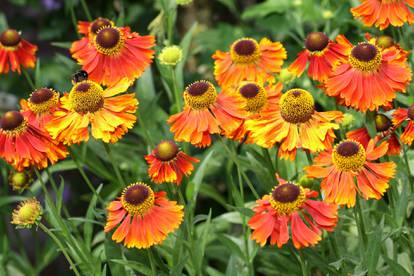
xmin=38 ymin=223 xmax=81 ymax=276
xmin=354 ymin=197 xmax=368 ymax=248
xmin=22 ymin=68 xmax=35 ymax=90
xmin=79 ymin=0 xmax=92 ymax=21
xmin=171 ymin=67 xmax=181 ymax=113
xmin=147 ymin=249 xmax=157 ymax=276
xmin=103 ymin=142 xmax=126 ymax=187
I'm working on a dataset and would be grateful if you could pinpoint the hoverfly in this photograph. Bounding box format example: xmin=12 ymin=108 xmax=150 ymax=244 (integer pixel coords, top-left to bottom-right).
xmin=72 ymin=70 xmax=88 ymax=84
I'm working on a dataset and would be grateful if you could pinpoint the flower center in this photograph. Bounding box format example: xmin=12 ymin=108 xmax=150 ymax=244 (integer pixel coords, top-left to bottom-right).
xmin=0 ymin=111 xmax=25 ymax=130
xmin=0 ymin=29 xmax=21 ymax=47
xmin=12 ymin=198 xmax=42 ymax=228
xmin=349 ymin=43 xmax=382 ymax=72
xmin=69 ymin=81 xmax=104 ymax=113
xmin=238 ymin=82 xmax=267 ymax=113
xmin=90 ymin=18 xmax=112 ymax=34
xmin=407 ymin=104 xmax=414 ymax=120
xmin=183 ymin=81 xmax=217 ymax=110
xmin=377 ymin=35 xmax=394 ymax=48
xmin=305 ymin=32 xmax=329 ymax=52
xmin=95 ymin=26 xmax=124 ymax=55
xmin=121 ymin=183 xmax=155 ymax=216
xmin=230 ymin=38 xmax=260 ymax=64
xmin=18 ymin=204 xmax=34 ymax=221
xmin=269 ymin=183 xmax=306 ymax=215
xmin=375 ymin=114 xmax=392 ymax=132
xmin=280 ymin=89 xmax=314 ymax=124
xmin=155 ymin=140 xmax=179 ymax=161
xmin=332 ymin=140 xmax=366 ymax=172
xmin=29 ymin=88 xmax=59 ymax=114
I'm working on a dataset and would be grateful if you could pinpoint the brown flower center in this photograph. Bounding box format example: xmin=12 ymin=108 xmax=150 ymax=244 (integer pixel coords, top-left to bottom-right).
xmin=187 ymin=81 xmax=210 ymax=96
xmin=0 ymin=29 xmax=21 ymax=47
xmin=124 ymin=185 xmax=150 ymax=205
xmin=230 ymin=38 xmax=260 ymax=64
xmin=0 ymin=111 xmax=24 ymax=131
xmin=351 ymin=43 xmax=377 ymax=62
xmin=336 ymin=141 xmax=359 ymax=156
xmin=408 ymin=104 xmax=414 ymax=120
xmin=272 ymin=183 xmax=300 ymax=203
xmin=155 ymin=140 xmax=179 ymax=161
xmin=90 ymin=18 xmax=112 ymax=34
xmin=332 ymin=140 xmax=366 ymax=172
xmin=305 ymin=32 xmax=329 ymax=52
xmin=280 ymin=89 xmax=314 ymax=124
xmin=233 ymin=39 xmax=257 ymax=56
xmin=96 ymin=27 xmax=120 ymax=49
xmin=69 ymin=81 xmax=104 ymax=113
xmin=30 ymin=88 xmax=54 ymax=104
xmin=239 ymin=83 xmax=259 ymax=98
xmin=375 ymin=114 xmax=392 ymax=132
xmin=120 ymin=183 xmax=155 ymax=215
xmin=183 ymin=81 xmax=217 ymax=110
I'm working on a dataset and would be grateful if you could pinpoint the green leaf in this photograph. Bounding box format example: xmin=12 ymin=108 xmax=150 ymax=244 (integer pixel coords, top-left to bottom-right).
xmin=217 ymin=234 xmax=245 ymax=260
xmin=242 ymin=0 xmax=291 ymax=20
xmin=186 ymin=149 xmax=215 ymax=203
xmin=110 ymin=259 xmax=153 ymax=275
xmin=84 ymin=185 xmax=103 ymax=250
xmin=104 ymin=239 xmax=126 ymax=276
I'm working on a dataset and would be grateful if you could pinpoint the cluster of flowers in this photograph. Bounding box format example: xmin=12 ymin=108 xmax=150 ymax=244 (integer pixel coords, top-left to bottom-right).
xmin=3 ymin=0 xmax=414 ymax=251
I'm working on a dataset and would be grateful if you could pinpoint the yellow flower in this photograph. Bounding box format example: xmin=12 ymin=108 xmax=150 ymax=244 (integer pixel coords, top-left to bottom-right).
xmin=11 ymin=198 xmax=42 ymax=228
xmin=159 ymin=45 xmax=183 ymax=66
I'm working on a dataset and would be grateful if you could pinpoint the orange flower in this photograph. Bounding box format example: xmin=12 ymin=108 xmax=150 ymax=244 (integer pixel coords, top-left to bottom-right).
xmin=104 ymin=183 xmax=184 ymax=249
xmin=248 ymin=176 xmax=338 ymax=249
xmin=365 ymin=33 xmax=409 ymax=63
xmin=392 ymin=104 xmax=414 ymax=145
xmin=305 ymin=139 xmax=396 ymax=207
xmin=346 ymin=114 xmax=401 ymax=156
xmin=0 ymin=29 xmax=37 ymax=74
xmin=213 ymin=37 xmax=286 ymax=88
xmin=246 ymin=88 xmax=343 ymax=160
xmin=70 ymin=23 xmax=155 ymax=86
xmin=77 ymin=17 xmax=114 ymax=38
xmin=167 ymin=81 xmax=246 ymax=148
xmin=0 ymin=111 xmax=67 ymax=171
xmin=46 ymin=79 xmax=137 ymax=145
xmin=351 ymin=0 xmax=414 ymax=30
xmin=288 ymin=32 xmax=347 ymax=82
xmin=324 ymin=35 xmax=411 ymax=112
xmin=145 ymin=140 xmax=199 ymax=185
xmin=20 ymin=88 xmax=60 ymax=128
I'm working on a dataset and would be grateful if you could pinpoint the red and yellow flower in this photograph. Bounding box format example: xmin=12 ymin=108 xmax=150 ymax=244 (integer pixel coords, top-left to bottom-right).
xmin=70 ymin=23 xmax=155 ymax=86
xmin=213 ymin=37 xmax=286 ymax=88
xmin=20 ymin=88 xmax=60 ymax=128
xmin=392 ymin=104 xmax=414 ymax=145
xmin=305 ymin=139 xmax=396 ymax=207
xmin=246 ymin=88 xmax=343 ymax=160
xmin=145 ymin=140 xmax=199 ymax=185
xmin=0 ymin=29 xmax=37 ymax=74
xmin=288 ymin=32 xmax=347 ymax=82
xmin=46 ymin=79 xmax=137 ymax=145
xmin=365 ymin=33 xmax=409 ymax=63
xmin=248 ymin=176 xmax=338 ymax=249
xmin=0 ymin=111 xmax=67 ymax=171
xmin=167 ymin=80 xmax=246 ymax=148
xmin=351 ymin=0 xmax=414 ymax=30
xmin=104 ymin=182 xmax=184 ymax=249
xmin=324 ymin=35 xmax=411 ymax=112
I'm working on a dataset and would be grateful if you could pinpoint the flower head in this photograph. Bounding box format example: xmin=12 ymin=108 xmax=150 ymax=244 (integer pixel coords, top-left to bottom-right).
xmin=11 ymin=198 xmax=42 ymax=228
xmin=324 ymin=35 xmax=411 ymax=111
xmin=104 ymin=182 xmax=184 ymax=249
xmin=46 ymin=79 xmax=138 ymax=145
xmin=145 ymin=140 xmax=199 ymax=185
xmin=9 ymin=170 xmax=33 ymax=192
xmin=213 ymin=37 xmax=286 ymax=88
xmin=392 ymin=104 xmax=414 ymax=146
xmin=158 ymin=45 xmax=182 ymax=66
xmin=305 ymin=139 xmax=396 ymax=207
xmin=71 ymin=22 xmax=155 ymax=86
xmin=246 ymin=88 xmax=343 ymax=160
xmin=0 ymin=29 xmax=37 ymax=74
xmin=248 ymin=176 xmax=338 ymax=249
xmin=351 ymin=0 xmax=414 ymax=30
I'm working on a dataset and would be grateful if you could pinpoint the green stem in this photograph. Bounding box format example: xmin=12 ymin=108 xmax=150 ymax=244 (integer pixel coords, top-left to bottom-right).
xmin=305 ymin=151 xmax=312 ymax=165
xmin=69 ymin=6 xmax=80 ymax=38
xmin=22 ymin=68 xmax=35 ymax=90
xmin=171 ymin=67 xmax=181 ymax=113
xmin=38 ymin=223 xmax=81 ymax=276
xmin=147 ymin=249 xmax=157 ymax=276
xmin=262 ymin=148 xmax=276 ymax=181
xmin=79 ymin=0 xmax=92 ymax=21
xmin=354 ymin=197 xmax=368 ymax=248
xmin=103 ymin=143 xmax=126 ymax=187
xmin=402 ymin=146 xmax=414 ymax=192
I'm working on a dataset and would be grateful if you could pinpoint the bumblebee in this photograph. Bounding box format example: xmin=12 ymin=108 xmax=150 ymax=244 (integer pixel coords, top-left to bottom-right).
xmin=72 ymin=70 xmax=88 ymax=84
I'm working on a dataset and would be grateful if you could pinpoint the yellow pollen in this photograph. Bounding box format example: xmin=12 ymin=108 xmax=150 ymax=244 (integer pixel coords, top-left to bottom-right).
xmin=11 ymin=198 xmax=42 ymax=228
xmin=349 ymin=43 xmax=382 ymax=72
xmin=0 ymin=119 xmax=28 ymax=137
xmin=269 ymin=183 xmax=306 ymax=215
xmin=332 ymin=140 xmax=366 ymax=172
xmin=238 ymin=82 xmax=267 ymax=113
xmin=183 ymin=81 xmax=217 ymax=110
xmin=94 ymin=26 xmax=124 ymax=56
xmin=69 ymin=80 xmax=104 ymax=114
xmin=280 ymin=88 xmax=314 ymax=124
xmin=28 ymin=88 xmax=59 ymax=114
xmin=230 ymin=38 xmax=260 ymax=64
xmin=121 ymin=183 xmax=155 ymax=216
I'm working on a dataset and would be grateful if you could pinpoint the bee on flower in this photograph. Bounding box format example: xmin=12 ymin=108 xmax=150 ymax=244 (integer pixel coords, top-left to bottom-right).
xmin=305 ymin=139 xmax=396 ymax=207
xmin=104 ymin=182 xmax=184 ymax=249
xmin=213 ymin=37 xmax=286 ymax=88
xmin=0 ymin=28 xmax=37 ymax=74
xmin=248 ymin=176 xmax=338 ymax=249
